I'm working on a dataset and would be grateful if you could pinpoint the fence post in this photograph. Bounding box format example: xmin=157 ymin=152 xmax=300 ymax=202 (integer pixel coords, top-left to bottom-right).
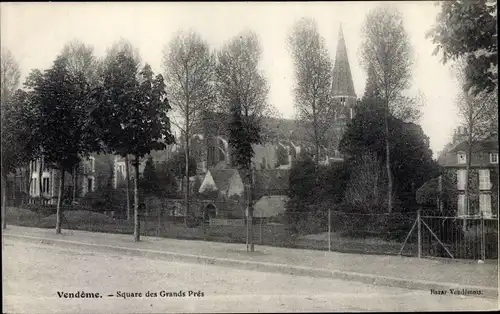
xmin=328 ymin=208 xmax=331 ymax=252
xmin=480 ymin=212 xmax=486 ymax=261
xmin=259 ymin=218 xmax=263 ymax=245
xmin=417 ymin=209 xmax=421 ymax=258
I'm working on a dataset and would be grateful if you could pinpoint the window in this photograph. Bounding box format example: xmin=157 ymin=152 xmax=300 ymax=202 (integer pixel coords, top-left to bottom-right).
xmin=33 ymin=178 xmax=38 ymax=196
xmin=87 ymin=177 xmax=94 ymax=193
xmin=349 ymin=108 xmax=354 ymax=119
xmin=479 ymin=169 xmax=491 ymax=190
xmin=457 ymin=152 xmax=466 ymax=164
xmin=89 ymin=157 xmax=95 ymax=172
xmin=457 ymin=194 xmax=467 ymax=216
xmin=340 ymin=97 xmax=346 ymax=106
xmin=490 ymin=153 xmax=498 ymax=164
xmin=457 ymin=169 xmax=467 ymax=190
xmin=479 ymin=194 xmax=492 ymax=218
xmin=42 ymin=177 xmax=50 ymax=194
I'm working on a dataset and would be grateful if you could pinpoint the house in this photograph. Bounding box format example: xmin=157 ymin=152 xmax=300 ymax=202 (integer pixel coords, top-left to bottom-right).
xmin=25 ymin=153 xmax=115 ymax=204
xmin=420 ymin=134 xmax=499 ymax=217
xmin=198 ymin=168 xmax=244 ymax=199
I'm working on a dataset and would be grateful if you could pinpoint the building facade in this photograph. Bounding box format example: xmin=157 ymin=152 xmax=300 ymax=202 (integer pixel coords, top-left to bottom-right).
xmin=437 ymin=135 xmax=499 ymax=217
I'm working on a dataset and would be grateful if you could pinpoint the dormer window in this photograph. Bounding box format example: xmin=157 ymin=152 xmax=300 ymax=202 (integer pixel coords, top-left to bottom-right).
xmin=490 ymin=153 xmax=498 ymax=164
xmin=457 ymin=152 xmax=466 ymax=164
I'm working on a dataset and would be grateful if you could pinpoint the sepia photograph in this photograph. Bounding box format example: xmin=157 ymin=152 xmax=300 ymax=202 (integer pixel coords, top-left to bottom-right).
xmin=1 ymin=1 xmax=498 ymax=313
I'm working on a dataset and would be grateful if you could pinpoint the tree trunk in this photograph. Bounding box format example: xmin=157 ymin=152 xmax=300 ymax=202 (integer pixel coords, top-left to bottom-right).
xmin=72 ymin=164 xmax=77 ymax=203
xmin=2 ymin=173 xmax=8 ymax=229
xmin=184 ymin=137 xmax=190 ymax=227
xmin=384 ymin=103 xmax=393 ymax=213
xmin=246 ymin=166 xmax=255 ymax=252
xmin=133 ymin=157 xmax=140 ymax=242
xmin=125 ymin=155 xmax=131 ymax=221
xmin=55 ymin=168 xmax=65 ymax=234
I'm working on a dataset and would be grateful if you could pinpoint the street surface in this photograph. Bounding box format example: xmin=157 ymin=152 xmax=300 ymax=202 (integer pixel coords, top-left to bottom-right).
xmin=2 ymin=239 xmax=497 ymax=313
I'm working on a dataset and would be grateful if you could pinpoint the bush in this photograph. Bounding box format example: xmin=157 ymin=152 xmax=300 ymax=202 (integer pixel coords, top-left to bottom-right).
xmin=79 ymin=188 xmax=128 ymax=214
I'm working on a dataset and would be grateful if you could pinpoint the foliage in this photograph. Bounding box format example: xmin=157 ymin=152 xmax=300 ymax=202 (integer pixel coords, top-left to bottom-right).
xmin=93 ymin=45 xmax=175 ymax=241
xmin=140 ymin=158 xmax=178 ymax=198
xmin=339 ymin=99 xmax=439 ymax=212
xmin=360 ymin=4 xmax=417 ymax=213
xmin=167 ymin=152 xmax=198 ymax=179
xmin=1 ymin=89 xmax=33 ymax=175
xmin=162 ymin=30 xmax=216 ymax=219
xmin=27 ymin=55 xmax=101 ymax=172
xmin=80 ymin=188 xmax=128 ymax=214
xmin=427 ymin=0 xmax=498 ymax=95
xmin=287 ymin=18 xmax=333 ymax=159
xmin=216 ymin=31 xmax=270 ymax=173
xmin=343 ymin=153 xmax=388 ymax=214
xmin=228 ymin=100 xmax=261 ymax=172
xmin=1 ymin=48 xmax=21 ymax=106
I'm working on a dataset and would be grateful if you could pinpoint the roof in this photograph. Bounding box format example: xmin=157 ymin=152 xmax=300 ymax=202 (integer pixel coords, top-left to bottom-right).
xmin=254 ymin=196 xmax=289 ymax=217
xmin=416 ymin=177 xmax=439 ymax=205
xmin=254 ymin=169 xmax=289 ymax=196
xmin=331 ymin=25 xmax=356 ymax=97
xmin=208 ymin=169 xmax=239 ymax=192
xmin=438 ymin=137 xmax=499 ymax=167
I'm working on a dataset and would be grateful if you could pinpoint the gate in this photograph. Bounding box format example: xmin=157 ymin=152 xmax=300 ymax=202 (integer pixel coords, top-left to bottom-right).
xmin=399 ymin=210 xmax=498 ymax=260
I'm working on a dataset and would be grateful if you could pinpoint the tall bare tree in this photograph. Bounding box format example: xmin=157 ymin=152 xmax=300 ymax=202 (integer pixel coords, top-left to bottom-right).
xmin=1 ymin=47 xmax=22 ymax=228
xmin=216 ymin=30 xmax=270 ymax=252
xmin=162 ymin=30 xmax=216 ymax=225
xmin=360 ymin=5 xmax=414 ymax=213
xmin=344 ymin=152 xmax=388 ymax=213
xmin=453 ymin=60 xmax=498 ymax=216
xmin=1 ymin=48 xmax=21 ymax=106
xmin=101 ymin=39 xmax=142 ymax=221
xmin=287 ymin=18 xmax=333 ymax=162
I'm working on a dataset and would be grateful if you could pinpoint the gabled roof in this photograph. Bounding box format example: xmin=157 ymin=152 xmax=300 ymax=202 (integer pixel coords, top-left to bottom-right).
xmin=209 ymin=168 xmax=239 ymax=192
xmin=331 ymin=24 xmax=356 ymax=98
xmin=254 ymin=169 xmax=289 ymax=195
xmin=437 ymin=136 xmax=499 ymax=167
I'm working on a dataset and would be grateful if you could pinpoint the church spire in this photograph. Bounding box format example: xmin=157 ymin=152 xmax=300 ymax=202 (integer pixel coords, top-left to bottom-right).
xmin=331 ymin=24 xmax=356 ymax=98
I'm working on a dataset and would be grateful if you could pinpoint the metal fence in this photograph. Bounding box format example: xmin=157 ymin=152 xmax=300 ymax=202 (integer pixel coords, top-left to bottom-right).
xmin=415 ymin=212 xmax=498 ymax=260
xmin=7 ymin=200 xmax=498 ymax=261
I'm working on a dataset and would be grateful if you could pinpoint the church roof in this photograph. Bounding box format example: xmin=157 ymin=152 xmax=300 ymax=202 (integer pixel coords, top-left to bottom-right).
xmin=331 ymin=24 xmax=356 ymax=98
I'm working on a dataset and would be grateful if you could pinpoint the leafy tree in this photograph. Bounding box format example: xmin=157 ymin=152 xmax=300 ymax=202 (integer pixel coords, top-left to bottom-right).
xmin=167 ymin=152 xmax=197 ymax=179
xmin=59 ymin=40 xmax=101 ymax=202
xmin=287 ymin=18 xmax=333 ymax=162
xmin=340 ymin=99 xmax=439 ymax=212
xmin=216 ymin=31 xmax=270 ymax=252
xmin=360 ymin=4 xmax=416 ymax=212
xmin=162 ymin=30 xmax=216 ymax=225
xmin=1 ymin=90 xmax=33 ymax=228
xmin=93 ymin=51 xmax=174 ymax=242
xmin=0 ymin=48 xmax=23 ymax=228
xmin=427 ymin=0 xmax=498 ymax=96
xmin=140 ymin=158 xmax=178 ymax=199
xmin=99 ymin=40 xmax=142 ymax=221
xmin=27 ymin=55 xmax=101 ymax=234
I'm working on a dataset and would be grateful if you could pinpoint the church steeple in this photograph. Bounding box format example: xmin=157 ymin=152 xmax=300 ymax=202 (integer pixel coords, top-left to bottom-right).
xmin=331 ymin=24 xmax=356 ymax=98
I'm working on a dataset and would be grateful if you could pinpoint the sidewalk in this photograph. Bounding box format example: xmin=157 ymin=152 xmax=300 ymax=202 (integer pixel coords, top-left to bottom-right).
xmin=3 ymin=225 xmax=498 ymax=298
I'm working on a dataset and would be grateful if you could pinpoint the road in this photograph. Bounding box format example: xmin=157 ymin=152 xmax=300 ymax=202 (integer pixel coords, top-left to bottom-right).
xmin=2 ymin=238 xmax=497 ymax=313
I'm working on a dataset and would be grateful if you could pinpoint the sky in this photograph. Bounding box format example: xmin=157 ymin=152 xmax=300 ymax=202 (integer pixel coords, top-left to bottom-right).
xmin=1 ymin=1 xmax=462 ymax=157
